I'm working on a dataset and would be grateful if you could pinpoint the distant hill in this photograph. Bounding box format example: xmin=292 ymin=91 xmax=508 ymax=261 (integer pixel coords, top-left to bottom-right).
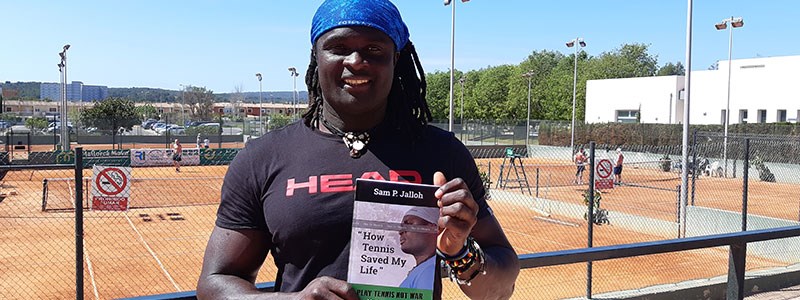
xmin=0 ymin=81 xmax=307 ymax=103
xmin=109 ymin=88 xmax=308 ymax=104
xmin=0 ymin=81 xmax=40 ymax=99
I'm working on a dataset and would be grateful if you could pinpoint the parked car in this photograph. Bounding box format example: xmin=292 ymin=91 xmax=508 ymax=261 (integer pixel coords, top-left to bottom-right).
xmin=156 ymin=124 xmax=181 ymax=135
xmin=151 ymin=122 xmax=168 ymax=132
xmin=43 ymin=122 xmax=74 ymax=133
xmin=188 ymin=121 xmax=215 ymax=127
xmin=167 ymin=126 xmax=185 ymax=135
xmin=142 ymin=119 xmax=158 ymax=129
xmin=145 ymin=121 xmax=164 ymax=130
xmin=9 ymin=125 xmax=32 ymax=134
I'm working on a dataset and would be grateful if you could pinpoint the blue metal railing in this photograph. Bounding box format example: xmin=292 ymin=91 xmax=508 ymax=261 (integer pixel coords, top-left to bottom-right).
xmin=121 ymin=225 xmax=800 ymax=300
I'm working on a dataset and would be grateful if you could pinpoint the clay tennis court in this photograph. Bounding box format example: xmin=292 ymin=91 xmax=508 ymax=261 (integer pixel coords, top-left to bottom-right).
xmin=0 ymin=154 xmax=797 ymax=299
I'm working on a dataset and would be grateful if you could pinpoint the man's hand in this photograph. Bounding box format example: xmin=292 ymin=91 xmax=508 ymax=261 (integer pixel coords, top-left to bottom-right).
xmin=434 ymin=171 xmax=479 ymax=256
xmin=292 ymin=276 xmax=359 ymax=300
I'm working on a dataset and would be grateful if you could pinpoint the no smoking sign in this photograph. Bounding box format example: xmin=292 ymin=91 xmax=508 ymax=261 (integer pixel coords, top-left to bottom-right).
xmin=595 ymin=159 xmax=614 ymax=179
xmin=92 ymin=166 xmax=132 ymax=211
xmin=594 ymin=159 xmax=615 ymax=189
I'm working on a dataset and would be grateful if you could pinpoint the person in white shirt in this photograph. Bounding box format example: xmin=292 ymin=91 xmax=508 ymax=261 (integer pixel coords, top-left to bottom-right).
xmin=398 ymin=207 xmax=439 ymax=290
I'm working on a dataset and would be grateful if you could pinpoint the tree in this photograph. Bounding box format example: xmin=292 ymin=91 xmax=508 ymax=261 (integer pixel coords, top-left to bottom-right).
xmin=134 ymin=104 xmax=158 ymax=120
xmin=471 ymin=65 xmax=514 ymax=120
xmin=25 ymin=116 xmax=48 ymax=132
xmin=184 ymin=86 xmax=216 ymax=121
xmin=423 ymin=71 xmax=454 ymax=121
xmin=586 ymin=43 xmax=658 ymax=79
xmin=230 ymin=84 xmax=246 ymax=121
xmin=267 ymin=113 xmax=292 ymax=131
xmin=80 ymin=97 xmax=139 ymax=146
xmin=657 ymin=62 xmax=685 ymax=76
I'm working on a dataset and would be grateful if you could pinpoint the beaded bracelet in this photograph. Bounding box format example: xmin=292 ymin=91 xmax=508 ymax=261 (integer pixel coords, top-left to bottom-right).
xmin=438 ymin=237 xmax=487 ymax=286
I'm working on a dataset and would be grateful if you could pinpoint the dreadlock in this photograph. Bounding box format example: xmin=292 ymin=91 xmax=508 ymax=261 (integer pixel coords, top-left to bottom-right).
xmin=302 ymin=41 xmax=431 ymax=139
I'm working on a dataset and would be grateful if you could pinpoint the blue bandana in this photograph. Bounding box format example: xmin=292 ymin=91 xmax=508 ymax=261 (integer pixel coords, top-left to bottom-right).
xmin=310 ymin=0 xmax=409 ymax=50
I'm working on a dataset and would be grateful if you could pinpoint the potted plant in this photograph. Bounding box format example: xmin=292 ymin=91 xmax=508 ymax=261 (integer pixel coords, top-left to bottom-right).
xmin=659 ymin=154 xmax=672 ymax=172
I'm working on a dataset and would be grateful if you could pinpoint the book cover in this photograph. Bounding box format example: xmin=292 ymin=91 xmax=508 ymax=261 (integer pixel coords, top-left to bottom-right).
xmin=348 ymin=179 xmax=440 ymax=300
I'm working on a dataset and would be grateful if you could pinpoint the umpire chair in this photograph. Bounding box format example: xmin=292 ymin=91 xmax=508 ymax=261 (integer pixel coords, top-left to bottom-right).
xmin=495 ymin=147 xmax=532 ymax=195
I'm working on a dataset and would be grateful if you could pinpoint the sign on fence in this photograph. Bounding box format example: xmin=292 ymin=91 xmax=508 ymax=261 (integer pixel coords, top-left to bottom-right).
xmin=91 ymin=165 xmax=132 ymax=211
xmin=594 ymin=159 xmax=615 ymax=190
xmin=55 ymin=149 xmax=131 ymax=166
xmin=199 ymin=148 xmax=240 ymax=165
xmin=130 ymin=148 xmax=200 ymax=167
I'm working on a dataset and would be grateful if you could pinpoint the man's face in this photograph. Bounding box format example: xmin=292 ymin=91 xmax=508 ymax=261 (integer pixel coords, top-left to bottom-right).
xmin=314 ymin=26 xmax=398 ymax=117
xmin=399 ymin=215 xmax=437 ymax=257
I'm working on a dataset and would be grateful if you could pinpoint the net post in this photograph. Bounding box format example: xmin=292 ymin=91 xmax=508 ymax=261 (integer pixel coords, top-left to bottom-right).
xmin=586 ymin=141 xmax=596 ymax=299
xmin=41 ymin=179 xmax=48 ymax=212
xmin=74 ymin=147 xmax=84 ymax=300
xmin=742 ymin=138 xmax=749 ymax=232
xmin=535 ymin=167 xmax=540 ymax=198
xmin=690 ymin=129 xmax=698 ymax=206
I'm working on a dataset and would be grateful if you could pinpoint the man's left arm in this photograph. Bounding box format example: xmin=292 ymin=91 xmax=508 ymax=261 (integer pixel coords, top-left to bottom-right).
xmin=458 ymin=214 xmax=520 ymax=299
xmin=434 ymin=172 xmax=519 ymax=300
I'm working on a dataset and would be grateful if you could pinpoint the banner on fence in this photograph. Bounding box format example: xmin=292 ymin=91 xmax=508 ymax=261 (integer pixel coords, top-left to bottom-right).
xmin=53 ymin=149 xmax=131 ymax=166
xmin=199 ymin=148 xmax=240 ymax=165
xmin=92 ymin=165 xmax=132 ymax=211
xmin=130 ymin=148 xmax=200 ymax=167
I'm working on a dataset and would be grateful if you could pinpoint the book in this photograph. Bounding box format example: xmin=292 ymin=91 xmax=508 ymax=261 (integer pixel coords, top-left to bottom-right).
xmin=348 ymin=178 xmax=440 ymax=300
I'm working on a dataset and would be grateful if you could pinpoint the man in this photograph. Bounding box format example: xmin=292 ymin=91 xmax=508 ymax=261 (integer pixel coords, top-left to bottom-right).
xmin=197 ymin=1 xmax=519 ymax=299
xmin=398 ymin=207 xmax=439 ymax=290
xmin=614 ymin=148 xmax=624 ymax=184
xmin=172 ymin=139 xmax=182 ymax=173
xmin=574 ymin=147 xmax=587 ymax=185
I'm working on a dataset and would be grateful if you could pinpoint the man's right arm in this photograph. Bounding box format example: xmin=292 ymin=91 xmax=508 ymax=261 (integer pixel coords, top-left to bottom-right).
xmin=196 ymin=227 xmax=360 ymax=300
xmin=197 ymin=226 xmax=274 ymax=299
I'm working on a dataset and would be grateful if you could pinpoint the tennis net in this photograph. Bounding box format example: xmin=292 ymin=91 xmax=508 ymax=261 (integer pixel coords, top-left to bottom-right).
xmin=41 ymin=176 xmax=224 ymax=211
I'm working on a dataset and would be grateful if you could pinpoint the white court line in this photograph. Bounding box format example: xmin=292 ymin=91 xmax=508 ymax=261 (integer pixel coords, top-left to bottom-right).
xmin=67 ymin=180 xmax=75 ymax=208
xmin=83 ymin=246 xmax=100 ymax=300
xmin=124 ymin=214 xmax=181 ymax=292
xmin=70 ymin=180 xmax=100 ymax=299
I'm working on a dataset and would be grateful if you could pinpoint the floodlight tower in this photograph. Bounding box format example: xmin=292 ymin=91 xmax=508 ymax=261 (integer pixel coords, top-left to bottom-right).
xmin=715 ymin=16 xmax=744 ymax=178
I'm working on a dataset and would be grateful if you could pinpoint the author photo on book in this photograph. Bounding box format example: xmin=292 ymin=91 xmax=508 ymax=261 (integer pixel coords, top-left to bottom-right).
xmin=197 ymin=0 xmax=520 ymax=299
xmin=398 ymin=207 xmax=439 ymax=291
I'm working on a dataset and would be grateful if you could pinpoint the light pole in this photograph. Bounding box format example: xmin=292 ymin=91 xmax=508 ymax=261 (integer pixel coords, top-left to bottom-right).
xmin=57 ymin=62 xmax=64 ymax=151
xmin=288 ymin=67 xmax=299 ymax=120
xmin=566 ymin=37 xmax=586 ymax=156
xmin=458 ymin=76 xmax=465 ymax=140
xmin=679 ymin=0 xmax=695 ymax=239
xmin=179 ymin=84 xmax=186 ymax=126
xmin=255 ymin=73 xmax=263 ymax=134
xmin=522 ymin=70 xmax=534 ymax=147
xmin=715 ymin=16 xmax=744 ymax=178
xmin=58 ymin=44 xmax=70 ymax=151
xmin=444 ymin=0 xmax=470 ymax=132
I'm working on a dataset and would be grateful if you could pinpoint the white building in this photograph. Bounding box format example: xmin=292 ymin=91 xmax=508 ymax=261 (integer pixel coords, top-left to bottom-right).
xmin=585 ymin=55 xmax=800 ymax=125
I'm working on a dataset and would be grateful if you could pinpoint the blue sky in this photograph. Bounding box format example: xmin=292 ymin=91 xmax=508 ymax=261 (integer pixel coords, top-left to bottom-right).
xmin=2 ymin=1 xmax=798 ymax=93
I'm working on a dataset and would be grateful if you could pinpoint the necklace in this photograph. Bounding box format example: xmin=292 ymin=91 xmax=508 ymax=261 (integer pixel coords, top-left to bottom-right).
xmin=321 ymin=118 xmax=370 ymax=159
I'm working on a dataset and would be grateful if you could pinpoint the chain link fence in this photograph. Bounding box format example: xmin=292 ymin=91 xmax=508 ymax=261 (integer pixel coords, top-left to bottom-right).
xmin=471 ymin=135 xmax=800 ymax=299
xmin=2 ymin=130 xmax=799 ymax=299
xmin=0 ymin=146 xmax=249 ymax=299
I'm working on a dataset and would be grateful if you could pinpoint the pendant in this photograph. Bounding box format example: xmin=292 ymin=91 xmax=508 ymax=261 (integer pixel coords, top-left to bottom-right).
xmin=352 ymin=140 xmax=365 ymax=151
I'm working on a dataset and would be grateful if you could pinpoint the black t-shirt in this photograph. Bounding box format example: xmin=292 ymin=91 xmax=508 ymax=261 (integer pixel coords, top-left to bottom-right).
xmin=215 ymin=121 xmax=491 ymax=293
